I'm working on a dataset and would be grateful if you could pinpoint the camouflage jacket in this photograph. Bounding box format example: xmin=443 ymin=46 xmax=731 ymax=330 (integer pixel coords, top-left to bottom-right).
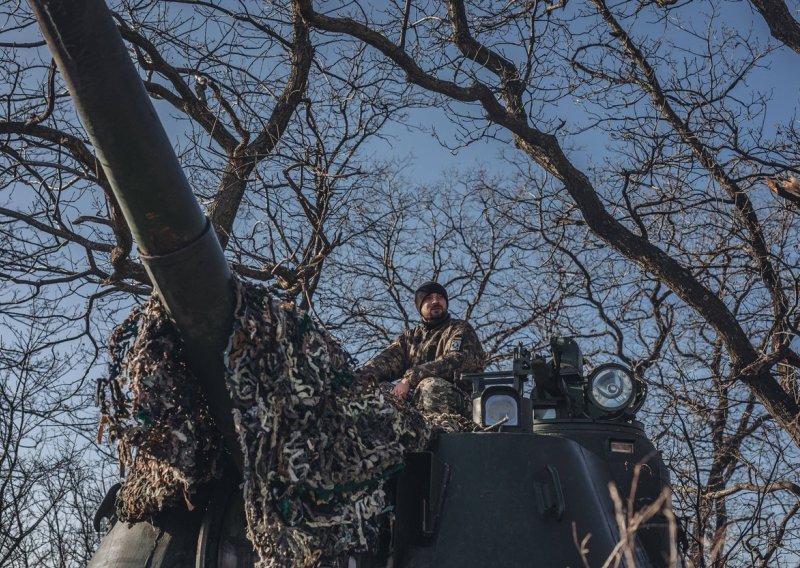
xmin=355 ymin=315 xmax=485 ymax=389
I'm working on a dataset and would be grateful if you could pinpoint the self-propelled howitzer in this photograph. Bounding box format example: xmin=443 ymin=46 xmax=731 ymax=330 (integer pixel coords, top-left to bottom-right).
xmin=31 ymin=1 xmax=678 ymax=566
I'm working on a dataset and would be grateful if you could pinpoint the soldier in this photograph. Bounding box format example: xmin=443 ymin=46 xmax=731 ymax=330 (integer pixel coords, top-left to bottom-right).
xmin=355 ymin=281 xmax=485 ymax=416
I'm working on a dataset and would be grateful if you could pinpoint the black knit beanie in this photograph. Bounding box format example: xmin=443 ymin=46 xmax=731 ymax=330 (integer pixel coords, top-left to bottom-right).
xmin=414 ymin=281 xmax=448 ymax=313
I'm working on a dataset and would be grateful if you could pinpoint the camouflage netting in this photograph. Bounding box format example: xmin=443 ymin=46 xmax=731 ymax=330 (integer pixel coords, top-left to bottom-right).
xmin=99 ymin=278 xmax=474 ymax=566
xmin=97 ymin=301 xmax=226 ymax=518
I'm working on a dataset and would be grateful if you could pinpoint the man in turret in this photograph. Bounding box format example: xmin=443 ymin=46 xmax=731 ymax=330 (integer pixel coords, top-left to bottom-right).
xmin=355 ymin=281 xmax=485 ymax=416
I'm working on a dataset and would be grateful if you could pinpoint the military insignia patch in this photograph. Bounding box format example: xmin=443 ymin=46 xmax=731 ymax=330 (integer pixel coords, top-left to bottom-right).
xmin=451 ymin=338 xmax=462 ymax=352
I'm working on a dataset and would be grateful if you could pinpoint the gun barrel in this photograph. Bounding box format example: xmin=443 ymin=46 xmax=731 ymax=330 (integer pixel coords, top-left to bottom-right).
xmin=29 ymin=0 xmax=242 ymax=469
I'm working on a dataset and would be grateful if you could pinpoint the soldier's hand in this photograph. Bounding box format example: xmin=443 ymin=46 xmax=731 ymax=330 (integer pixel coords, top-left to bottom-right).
xmin=391 ymin=380 xmax=411 ymax=400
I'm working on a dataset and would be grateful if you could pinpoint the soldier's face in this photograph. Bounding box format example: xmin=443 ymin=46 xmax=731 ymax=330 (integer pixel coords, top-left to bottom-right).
xmin=420 ymin=293 xmax=447 ymax=321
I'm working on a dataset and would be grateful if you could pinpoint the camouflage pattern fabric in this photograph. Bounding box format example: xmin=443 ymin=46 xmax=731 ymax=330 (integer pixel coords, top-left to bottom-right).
xmin=413 ymin=377 xmax=469 ymax=416
xmin=98 ymin=279 xmax=474 ymax=567
xmin=354 ymin=315 xmax=484 ymax=413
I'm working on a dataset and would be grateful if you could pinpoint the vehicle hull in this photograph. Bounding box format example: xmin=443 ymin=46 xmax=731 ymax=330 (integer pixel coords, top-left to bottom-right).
xmin=91 ymin=426 xmax=670 ymax=567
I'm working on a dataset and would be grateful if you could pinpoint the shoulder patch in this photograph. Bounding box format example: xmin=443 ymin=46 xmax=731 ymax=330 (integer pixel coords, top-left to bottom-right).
xmin=450 ymin=338 xmax=462 ymax=352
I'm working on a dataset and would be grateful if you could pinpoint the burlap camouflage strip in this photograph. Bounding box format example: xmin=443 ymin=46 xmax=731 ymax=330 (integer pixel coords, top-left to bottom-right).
xmin=98 ymin=278 xmax=475 ymax=567
xmin=97 ymin=302 xmax=226 ymax=518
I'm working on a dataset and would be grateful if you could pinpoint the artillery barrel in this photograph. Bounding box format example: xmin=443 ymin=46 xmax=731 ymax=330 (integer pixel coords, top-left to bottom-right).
xmin=29 ymin=0 xmax=243 ymax=469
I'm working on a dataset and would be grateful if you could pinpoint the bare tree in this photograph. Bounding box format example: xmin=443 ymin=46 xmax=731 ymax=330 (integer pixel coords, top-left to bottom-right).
xmin=0 ymin=315 xmax=105 ymax=568
xmin=747 ymin=0 xmax=800 ymax=54
xmin=289 ymin=1 xmax=800 ymax=563
xmin=0 ymin=0 xmax=417 ymax=562
xmin=321 ymin=168 xmax=568 ymax=362
xmin=295 ymin=0 xmax=800 ymax=445
xmin=3 ymin=0 xmax=800 ymax=564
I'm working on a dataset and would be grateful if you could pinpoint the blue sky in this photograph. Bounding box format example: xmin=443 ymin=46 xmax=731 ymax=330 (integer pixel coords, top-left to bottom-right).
xmin=363 ymin=0 xmax=800 ymax=185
